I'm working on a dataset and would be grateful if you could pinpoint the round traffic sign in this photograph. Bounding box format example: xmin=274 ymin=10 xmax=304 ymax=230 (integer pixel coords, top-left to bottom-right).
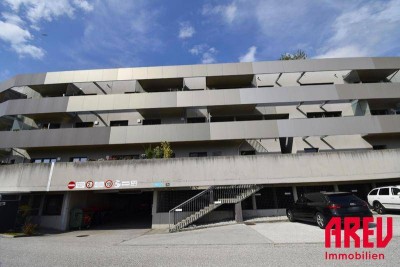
xmin=68 ymin=181 xmax=76 ymax=189
xmin=105 ymin=180 xmax=113 ymax=188
xmin=86 ymin=180 xmax=94 ymax=189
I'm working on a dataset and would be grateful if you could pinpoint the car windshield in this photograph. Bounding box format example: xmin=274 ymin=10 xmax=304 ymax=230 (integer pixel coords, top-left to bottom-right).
xmin=327 ymin=194 xmax=362 ymax=204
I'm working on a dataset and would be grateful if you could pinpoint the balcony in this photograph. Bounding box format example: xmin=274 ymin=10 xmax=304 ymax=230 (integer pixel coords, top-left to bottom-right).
xmin=0 ymin=149 xmax=399 ymax=193
xmin=0 ymin=115 xmax=399 ymax=149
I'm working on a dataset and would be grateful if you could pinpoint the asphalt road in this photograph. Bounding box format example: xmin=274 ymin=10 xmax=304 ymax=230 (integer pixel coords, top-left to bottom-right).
xmin=1 ymin=216 xmax=400 ymax=267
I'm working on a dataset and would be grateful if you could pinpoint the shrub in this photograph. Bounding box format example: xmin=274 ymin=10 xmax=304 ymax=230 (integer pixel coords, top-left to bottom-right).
xmin=161 ymin=142 xmax=173 ymax=158
xmin=153 ymin=146 xmax=163 ymax=158
xmin=22 ymin=222 xmax=37 ymax=235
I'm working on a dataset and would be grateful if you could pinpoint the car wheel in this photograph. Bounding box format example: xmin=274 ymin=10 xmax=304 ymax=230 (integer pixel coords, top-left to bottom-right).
xmin=315 ymin=212 xmax=327 ymax=229
xmin=374 ymin=202 xmax=386 ymax=214
xmin=287 ymin=209 xmax=295 ymax=222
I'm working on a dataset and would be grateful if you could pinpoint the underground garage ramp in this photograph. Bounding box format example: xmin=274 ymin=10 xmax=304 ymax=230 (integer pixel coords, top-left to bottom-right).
xmin=70 ymin=191 xmax=153 ymax=230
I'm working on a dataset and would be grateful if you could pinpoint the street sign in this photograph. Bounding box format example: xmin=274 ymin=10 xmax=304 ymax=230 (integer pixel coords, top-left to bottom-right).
xmin=68 ymin=181 xmax=76 ymax=189
xmin=105 ymin=180 xmax=113 ymax=188
xmin=86 ymin=181 xmax=94 ymax=189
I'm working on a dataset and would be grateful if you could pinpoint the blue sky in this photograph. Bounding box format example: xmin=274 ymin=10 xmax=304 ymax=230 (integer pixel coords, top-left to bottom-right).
xmin=0 ymin=0 xmax=399 ymax=81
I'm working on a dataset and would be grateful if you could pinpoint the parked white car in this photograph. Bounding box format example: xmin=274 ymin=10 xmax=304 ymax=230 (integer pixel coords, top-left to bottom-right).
xmin=367 ymin=186 xmax=400 ymax=214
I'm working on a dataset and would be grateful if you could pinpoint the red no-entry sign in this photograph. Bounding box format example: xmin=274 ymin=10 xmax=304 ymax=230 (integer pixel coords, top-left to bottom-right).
xmin=68 ymin=181 xmax=76 ymax=189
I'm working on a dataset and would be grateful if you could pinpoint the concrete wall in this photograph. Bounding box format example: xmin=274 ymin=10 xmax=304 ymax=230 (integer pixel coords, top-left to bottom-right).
xmin=0 ymin=115 xmax=400 ymax=149
xmin=2 ymin=83 xmax=400 ymax=116
xmin=1 ymin=149 xmax=400 ymax=193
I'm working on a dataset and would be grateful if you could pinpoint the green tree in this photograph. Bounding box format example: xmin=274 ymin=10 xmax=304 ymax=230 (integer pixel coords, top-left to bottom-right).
xmin=279 ymin=49 xmax=307 ymax=60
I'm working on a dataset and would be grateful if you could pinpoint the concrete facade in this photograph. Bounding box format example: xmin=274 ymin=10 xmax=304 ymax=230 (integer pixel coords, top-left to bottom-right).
xmin=1 ymin=57 xmax=400 ymax=230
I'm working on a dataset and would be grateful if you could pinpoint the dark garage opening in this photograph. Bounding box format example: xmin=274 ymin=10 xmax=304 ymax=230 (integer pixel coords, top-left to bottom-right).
xmin=76 ymin=191 xmax=153 ymax=230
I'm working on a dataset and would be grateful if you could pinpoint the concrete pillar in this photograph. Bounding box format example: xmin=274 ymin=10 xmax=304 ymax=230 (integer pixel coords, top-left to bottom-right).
xmin=251 ymin=194 xmax=257 ymax=210
xmin=235 ymin=202 xmax=243 ymax=223
xmin=333 ymin=184 xmax=339 ymax=192
xmin=60 ymin=192 xmax=72 ymax=231
xmin=151 ymin=190 xmax=158 ymax=229
xmin=292 ymin=186 xmax=298 ymax=201
xmin=152 ymin=190 xmax=158 ymax=216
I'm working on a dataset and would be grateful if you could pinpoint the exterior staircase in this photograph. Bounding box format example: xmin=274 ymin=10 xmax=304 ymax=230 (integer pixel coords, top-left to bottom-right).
xmin=169 ymin=184 xmax=262 ymax=232
xmin=246 ymin=139 xmax=268 ymax=153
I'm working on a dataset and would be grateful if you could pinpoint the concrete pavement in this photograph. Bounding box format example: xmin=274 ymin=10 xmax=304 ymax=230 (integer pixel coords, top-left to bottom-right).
xmin=1 ymin=214 xmax=400 ymax=266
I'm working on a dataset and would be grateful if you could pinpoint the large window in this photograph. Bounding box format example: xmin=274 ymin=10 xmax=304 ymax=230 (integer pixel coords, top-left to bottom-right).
xmin=42 ymin=194 xmax=64 ymax=216
xmin=110 ymin=120 xmax=128 ymax=127
xmin=75 ymin=122 xmax=94 ymax=128
xmin=240 ymin=150 xmax=256 ymax=155
xmin=70 ymin=157 xmax=87 ymax=162
xmin=189 ymin=152 xmax=207 ymax=157
xmin=31 ymin=158 xmax=57 ymax=163
xmin=307 ymin=111 xmax=342 ymax=118
xmin=143 ymin=119 xmax=161 ymax=125
xmin=187 ymin=117 xmax=206 ymax=123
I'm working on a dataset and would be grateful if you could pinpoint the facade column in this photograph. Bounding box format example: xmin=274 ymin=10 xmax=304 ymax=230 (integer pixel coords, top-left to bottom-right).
xmin=251 ymin=194 xmax=257 ymax=210
xmin=60 ymin=192 xmax=72 ymax=231
xmin=292 ymin=186 xmax=298 ymax=201
xmin=235 ymin=202 xmax=243 ymax=223
xmin=151 ymin=190 xmax=159 ymax=229
xmin=333 ymin=184 xmax=339 ymax=192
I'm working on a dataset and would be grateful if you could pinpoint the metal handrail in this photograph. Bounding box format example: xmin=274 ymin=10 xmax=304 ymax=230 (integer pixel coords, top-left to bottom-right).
xmin=168 ymin=184 xmax=261 ymax=231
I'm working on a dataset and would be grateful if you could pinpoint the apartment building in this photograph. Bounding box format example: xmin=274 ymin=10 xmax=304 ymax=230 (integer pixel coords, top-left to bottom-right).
xmin=0 ymin=57 xmax=400 ymax=231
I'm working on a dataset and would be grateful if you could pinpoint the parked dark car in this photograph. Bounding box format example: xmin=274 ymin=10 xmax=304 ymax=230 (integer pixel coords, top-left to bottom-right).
xmin=286 ymin=192 xmax=373 ymax=229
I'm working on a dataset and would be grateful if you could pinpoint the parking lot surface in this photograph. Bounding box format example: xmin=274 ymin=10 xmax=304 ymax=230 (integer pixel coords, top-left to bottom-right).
xmin=1 ymin=214 xmax=400 ymax=266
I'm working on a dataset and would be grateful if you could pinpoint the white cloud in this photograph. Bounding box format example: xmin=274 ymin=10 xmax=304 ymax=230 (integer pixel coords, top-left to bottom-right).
xmin=13 ymin=43 xmax=45 ymax=59
xmin=0 ymin=20 xmax=31 ymax=44
xmin=73 ymin=0 xmax=93 ymax=12
xmin=178 ymin=22 xmax=195 ymax=39
xmin=0 ymin=0 xmax=94 ymax=59
xmin=3 ymin=0 xmax=93 ymax=23
xmin=1 ymin=12 xmax=24 ymax=26
xmin=189 ymin=44 xmax=217 ymax=64
xmin=239 ymin=46 xmax=257 ymax=62
xmin=315 ymin=0 xmax=400 ymax=58
xmin=202 ymin=2 xmax=237 ymax=24
xmin=0 ymin=20 xmax=45 ymax=59
xmin=71 ymin=0 xmax=162 ymax=67
xmin=315 ymin=45 xmax=368 ymax=59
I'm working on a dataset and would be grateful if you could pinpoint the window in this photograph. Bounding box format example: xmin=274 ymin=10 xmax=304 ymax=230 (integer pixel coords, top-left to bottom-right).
xmin=379 ymin=188 xmax=390 ymax=195
xmin=235 ymin=115 xmax=263 ymax=121
xmin=371 ymin=110 xmax=389 ymax=115
xmin=110 ymin=120 xmax=128 ymax=127
xmin=307 ymin=111 xmax=342 ymax=118
xmin=75 ymin=122 xmax=94 ymax=128
xmin=189 ymin=152 xmax=207 ymax=157
xmin=373 ymin=145 xmax=387 ymax=150
xmin=210 ymin=116 xmax=235 ymax=122
xmin=49 ymin=123 xmax=61 ymax=129
xmin=304 ymin=148 xmax=319 ymax=153
xmin=240 ymin=150 xmax=256 ymax=155
xmin=42 ymin=194 xmax=64 ymax=216
xmin=70 ymin=157 xmax=87 ymax=162
xmin=369 ymin=189 xmax=378 ymax=196
xmin=31 ymin=158 xmax=57 ymax=163
xmin=264 ymin=114 xmax=289 ymax=120
xmin=142 ymin=119 xmax=161 ymax=125
xmin=212 ymin=151 xmax=222 ymax=157
xmin=187 ymin=117 xmax=206 ymax=123
xmin=109 ymin=155 xmax=139 ymax=160
xmin=392 ymin=188 xmax=400 ymax=196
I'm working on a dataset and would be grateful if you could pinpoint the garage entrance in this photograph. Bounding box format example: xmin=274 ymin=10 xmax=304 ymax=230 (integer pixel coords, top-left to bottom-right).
xmin=71 ymin=191 xmax=153 ymax=230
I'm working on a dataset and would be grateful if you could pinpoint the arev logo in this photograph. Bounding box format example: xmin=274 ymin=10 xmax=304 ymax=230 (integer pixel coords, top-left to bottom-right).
xmin=325 ymin=217 xmax=393 ymax=248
